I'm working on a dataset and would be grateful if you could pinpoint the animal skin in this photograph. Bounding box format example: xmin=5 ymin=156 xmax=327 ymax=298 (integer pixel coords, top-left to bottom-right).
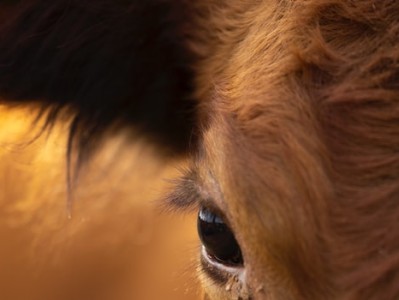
xmin=1 ymin=0 xmax=399 ymax=300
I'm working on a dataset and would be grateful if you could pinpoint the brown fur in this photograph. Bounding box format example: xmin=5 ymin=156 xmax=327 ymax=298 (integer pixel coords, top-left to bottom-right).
xmin=186 ymin=0 xmax=399 ymax=299
xmin=1 ymin=0 xmax=399 ymax=299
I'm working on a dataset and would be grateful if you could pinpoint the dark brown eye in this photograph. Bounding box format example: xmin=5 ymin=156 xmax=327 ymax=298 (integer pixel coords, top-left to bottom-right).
xmin=197 ymin=206 xmax=243 ymax=266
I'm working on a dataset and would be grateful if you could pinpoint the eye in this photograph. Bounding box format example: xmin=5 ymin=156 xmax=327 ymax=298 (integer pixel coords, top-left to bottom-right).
xmin=197 ymin=206 xmax=243 ymax=266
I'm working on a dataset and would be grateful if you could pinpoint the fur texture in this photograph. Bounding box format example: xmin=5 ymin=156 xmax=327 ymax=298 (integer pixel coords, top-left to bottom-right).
xmin=1 ymin=0 xmax=399 ymax=300
xmin=0 ymin=0 xmax=197 ymax=159
xmin=186 ymin=0 xmax=399 ymax=299
xmin=0 ymin=1 xmax=200 ymax=299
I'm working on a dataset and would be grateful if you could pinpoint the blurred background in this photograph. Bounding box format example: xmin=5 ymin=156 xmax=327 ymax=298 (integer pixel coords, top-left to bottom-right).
xmin=0 ymin=106 xmax=202 ymax=300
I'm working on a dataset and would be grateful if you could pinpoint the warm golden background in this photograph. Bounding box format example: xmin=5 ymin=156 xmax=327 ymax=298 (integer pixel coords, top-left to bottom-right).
xmin=0 ymin=105 xmax=201 ymax=300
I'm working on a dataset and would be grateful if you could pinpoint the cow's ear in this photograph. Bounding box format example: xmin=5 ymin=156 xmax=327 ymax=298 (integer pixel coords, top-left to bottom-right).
xmin=0 ymin=0 xmax=198 ymax=159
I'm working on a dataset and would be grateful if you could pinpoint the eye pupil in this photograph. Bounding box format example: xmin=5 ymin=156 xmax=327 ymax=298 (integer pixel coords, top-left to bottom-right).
xmin=197 ymin=207 xmax=243 ymax=266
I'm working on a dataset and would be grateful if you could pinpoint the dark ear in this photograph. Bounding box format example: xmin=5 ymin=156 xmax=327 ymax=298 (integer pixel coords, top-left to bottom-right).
xmin=0 ymin=0 xmax=197 ymax=159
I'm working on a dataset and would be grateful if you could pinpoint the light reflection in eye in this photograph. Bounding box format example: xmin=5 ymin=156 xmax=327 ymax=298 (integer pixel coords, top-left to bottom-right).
xmin=197 ymin=206 xmax=243 ymax=266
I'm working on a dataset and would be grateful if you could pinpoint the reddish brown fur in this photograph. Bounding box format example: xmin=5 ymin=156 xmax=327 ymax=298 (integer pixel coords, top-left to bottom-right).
xmin=188 ymin=0 xmax=399 ymax=299
xmin=1 ymin=0 xmax=399 ymax=299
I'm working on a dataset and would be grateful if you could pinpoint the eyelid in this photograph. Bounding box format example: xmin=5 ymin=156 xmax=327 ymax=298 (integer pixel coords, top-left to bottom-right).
xmin=161 ymin=168 xmax=201 ymax=213
xmin=198 ymin=200 xmax=225 ymax=220
xmin=161 ymin=168 xmax=225 ymax=217
xmin=198 ymin=201 xmax=238 ymax=237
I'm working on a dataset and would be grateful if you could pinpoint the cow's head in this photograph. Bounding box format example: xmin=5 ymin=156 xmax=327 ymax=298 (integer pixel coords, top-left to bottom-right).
xmin=1 ymin=1 xmax=399 ymax=300
xmin=168 ymin=1 xmax=399 ymax=299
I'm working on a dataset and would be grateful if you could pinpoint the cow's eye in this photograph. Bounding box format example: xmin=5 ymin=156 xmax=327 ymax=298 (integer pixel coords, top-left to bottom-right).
xmin=198 ymin=206 xmax=243 ymax=266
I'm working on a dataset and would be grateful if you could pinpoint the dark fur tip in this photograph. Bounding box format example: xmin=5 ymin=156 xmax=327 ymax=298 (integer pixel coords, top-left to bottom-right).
xmin=0 ymin=0 xmax=198 ymax=159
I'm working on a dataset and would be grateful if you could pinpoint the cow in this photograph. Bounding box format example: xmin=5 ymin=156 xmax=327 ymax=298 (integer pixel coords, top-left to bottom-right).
xmin=1 ymin=0 xmax=399 ymax=299
xmin=177 ymin=1 xmax=399 ymax=299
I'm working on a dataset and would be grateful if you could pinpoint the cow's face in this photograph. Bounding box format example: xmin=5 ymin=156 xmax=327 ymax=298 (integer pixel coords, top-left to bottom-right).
xmin=170 ymin=1 xmax=399 ymax=299
xmin=171 ymin=2 xmax=334 ymax=298
xmin=171 ymin=90 xmax=332 ymax=299
xmin=2 ymin=0 xmax=399 ymax=299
